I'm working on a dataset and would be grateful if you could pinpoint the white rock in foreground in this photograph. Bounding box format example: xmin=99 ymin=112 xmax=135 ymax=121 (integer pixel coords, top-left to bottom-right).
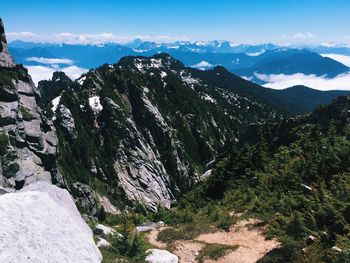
xmin=146 ymin=249 xmax=178 ymax=263
xmin=96 ymin=237 xmax=111 ymax=248
xmin=0 ymin=182 xmax=102 ymax=263
xmin=94 ymin=223 xmax=116 ymax=237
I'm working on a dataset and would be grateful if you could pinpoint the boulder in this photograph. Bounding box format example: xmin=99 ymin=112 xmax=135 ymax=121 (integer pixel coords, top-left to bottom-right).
xmin=331 ymin=246 xmax=342 ymax=252
xmin=94 ymin=223 xmax=116 ymax=237
xmin=306 ymin=235 xmax=317 ymax=246
xmin=0 ymin=181 xmax=102 ymax=263
xmin=145 ymin=249 xmax=178 ymax=263
xmin=136 ymin=221 xmax=164 ymax=233
xmin=96 ymin=237 xmax=111 ymax=248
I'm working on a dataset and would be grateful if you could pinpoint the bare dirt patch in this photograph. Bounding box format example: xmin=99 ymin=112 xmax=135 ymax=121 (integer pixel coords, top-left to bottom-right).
xmin=173 ymin=241 xmax=204 ymax=263
xmin=146 ymin=218 xmax=279 ymax=263
xmin=147 ymin=227 xmax=168 ymax=249
xmin=197 ymin=219 xmax=280 ymax=263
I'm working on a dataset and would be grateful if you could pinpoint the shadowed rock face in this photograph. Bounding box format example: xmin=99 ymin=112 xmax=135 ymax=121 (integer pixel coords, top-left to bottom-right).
xmin=0 ymin=18 xmax=15 ymax=68
xmin=0 ymin=18 xmax=61 ymax=190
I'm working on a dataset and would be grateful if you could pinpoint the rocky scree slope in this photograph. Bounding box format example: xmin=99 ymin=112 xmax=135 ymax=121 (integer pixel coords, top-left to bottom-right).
xmin=0 ymin=18 xmax=61 ymax=191
xmin=46 ymin=53 xmax=283 ymax=212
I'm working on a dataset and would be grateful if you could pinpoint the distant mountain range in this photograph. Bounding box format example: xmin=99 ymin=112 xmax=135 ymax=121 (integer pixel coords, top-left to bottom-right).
xmin=8 ymin=40 xmax=350 ymax=88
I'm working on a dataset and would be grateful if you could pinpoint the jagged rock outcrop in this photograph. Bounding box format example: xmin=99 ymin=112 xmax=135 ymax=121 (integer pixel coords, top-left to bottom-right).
xmin=0 ymin=19 xmax=60 ymax=190
xmin=38 ymin=71 xmax=80 ymax=105
xmin=0 ymin=18 xmax=15 ymax=68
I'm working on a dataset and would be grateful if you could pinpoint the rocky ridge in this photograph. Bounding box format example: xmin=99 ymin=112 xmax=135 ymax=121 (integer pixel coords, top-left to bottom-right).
xmin=49 ymin=54 xmax=282 ymax=211
xmin=0 ymin=19 xmax=61 ymax=190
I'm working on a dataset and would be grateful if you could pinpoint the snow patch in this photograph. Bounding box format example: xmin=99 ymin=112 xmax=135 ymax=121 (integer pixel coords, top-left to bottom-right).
xmin=201 ymin=93 xmax=217 ymax=104
xmin=51 ymin=96 xmax=61 ymax=113
xmin=77 ymin=75 xmax=86 ymax=85
xmin=247 ymin=50 xmax=266 ymax=56
xmin=89 ymin=96 xmax=103 ymax=112
xmin=191 ymin=61 xmax=214 ymax=70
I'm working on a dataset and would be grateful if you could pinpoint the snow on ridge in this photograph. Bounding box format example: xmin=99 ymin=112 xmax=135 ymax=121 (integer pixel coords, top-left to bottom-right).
xmin=191 ymin=61 xmax=214 ymax=70
xmin=77 ymin=75 xmax=86 ymax=85
xmin=201 ymin=93 xmax=217 ymax=104
xmin=180 ymin=70 xmax=200 ymax=89
xmin=51 ymin=95 xmax=61 ymax=113
xmin=89 ymin=96 xmax=103 ymax=112
xmin=134 ymin=58 xmax=164 ymax=73
xmin=247 ymin=50 xmax=266 ymax=56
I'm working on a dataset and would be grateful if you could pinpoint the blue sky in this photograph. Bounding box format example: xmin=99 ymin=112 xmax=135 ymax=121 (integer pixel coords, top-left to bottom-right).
xmin=2 ymin=0 xmax=350 ymax=44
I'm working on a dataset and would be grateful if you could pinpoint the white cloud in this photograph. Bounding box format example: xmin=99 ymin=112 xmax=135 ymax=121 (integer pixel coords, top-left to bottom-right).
xmin=191 ymin=61 xmax=214 ymax=70
xmin=254 ymin=72 xmax=350 ymax=91
xmin=321 ymin=54 xmax=350 ymax=67
xmin=26 ymin=65 xmax=88 ymax=85
xmin=283 ymin=32 xmax=315 ymax=40
xmin=26 ymin=57 xmax=74 ymax=65
xmin=246 ymin=50 xmax=266 ymax=56
xmin=6 ymin=32 xmax=37 ymax=40
xmin=7 ymin=31 xmax=190 ymax=45
xmin=321 ymin=42 xmax=336 ymax=48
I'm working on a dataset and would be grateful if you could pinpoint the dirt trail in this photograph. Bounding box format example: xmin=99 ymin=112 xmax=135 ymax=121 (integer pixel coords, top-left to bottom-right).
xmin=197 ymin=219 xmax=280 ymax=263
xmin=174 ymin=241 xmax=204 ymax=263
xmin=147 ymin=227 xmax=167 ymax=249
xmin=147 ymin=218 xmax=280 ymax=263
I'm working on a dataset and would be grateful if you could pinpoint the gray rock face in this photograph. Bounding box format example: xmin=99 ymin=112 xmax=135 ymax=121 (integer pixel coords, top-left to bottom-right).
xmin=57 ymin=104 xmax=76 ymax=139
xmin=105 ymin=97 xmax=175 ymax=211
xmin=0 ymin=18 xmax=15 ymax=68
xmin=0 ymin=19 xmax=60 ymax=190
xmin=72 ymin=182 xmax=99 ymax=215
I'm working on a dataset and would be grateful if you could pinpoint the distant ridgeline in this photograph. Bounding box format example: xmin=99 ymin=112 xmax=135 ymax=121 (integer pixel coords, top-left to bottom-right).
xmin=9 ymin=40 xmax=350 ymax=84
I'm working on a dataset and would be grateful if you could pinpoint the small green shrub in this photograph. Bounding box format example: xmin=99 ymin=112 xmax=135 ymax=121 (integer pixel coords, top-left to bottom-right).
xmin=197 ymin=243 xmax=238 ymax=263
xmin=0 ymin=133 xmax=10 ymax=155
xmin=20 ymin=106 xmax=33 ymax=121
xmin=157 ymin=223 xmax=210 ymax=243
xmin=217 ymin=214 xmax=236 ymax=232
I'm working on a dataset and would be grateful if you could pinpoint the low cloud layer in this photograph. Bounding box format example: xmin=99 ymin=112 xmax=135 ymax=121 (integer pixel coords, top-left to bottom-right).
xmin=254 ymin=72 xmax=350 ymax=91
xmin=321 ymin=54 xmax=350 ymax=67
xmin=26 ymin=65 xmax=88 ymax=85
xmin=26 ymin=57 xmax=74 ymax=65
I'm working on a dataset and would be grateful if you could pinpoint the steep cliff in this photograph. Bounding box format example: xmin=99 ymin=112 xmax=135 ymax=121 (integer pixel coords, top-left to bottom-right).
xmin=0 ymin=18 xmax=61 ymax=190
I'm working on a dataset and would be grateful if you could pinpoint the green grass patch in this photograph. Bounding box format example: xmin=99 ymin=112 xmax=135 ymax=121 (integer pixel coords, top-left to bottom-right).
xmin=157 ymin=222 xmax=214 ymax=244
xmin=20 ymin=106 xmax=33 ymax=121
xmin=197 ymin=243 xmax=238 ymax=263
